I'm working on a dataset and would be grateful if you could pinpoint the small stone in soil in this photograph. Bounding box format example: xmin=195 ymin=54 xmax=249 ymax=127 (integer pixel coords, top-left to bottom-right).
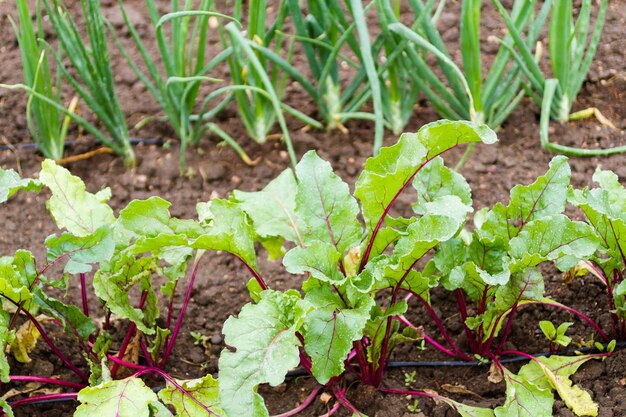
xmin=210 ymin=334 xmax=222 ymax=345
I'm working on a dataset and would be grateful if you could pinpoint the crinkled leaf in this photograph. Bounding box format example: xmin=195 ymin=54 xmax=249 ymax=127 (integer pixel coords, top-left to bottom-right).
xmin=356 ymin=120 xmax=495 ymax=236
xmin=494 ymin=368 xmax=553 ymax=417
xmin=0 ymin=270 xmax=34 ymax=313
xmin=509 ymin=215 xmax=599 ymax=272
xmin=0 ymin=311 xmax=14 ymax=383
xmin=303 ymin=286 xmax=374 ymax=384
xmin=39 ymin=160 xmax=115 ymax=237
xmin=413 ymin=156 xmax=472 ymax=213
xmin=234 ymin=168 xmax=304 ymax=245
xmin=481 ymin=156 xmax=570 ymax=240
xmin=519 ymin=355 xmax=598 ymax=416
xmin=158 ymin=374 xmax=223 ymax=416
xmin=34 ymin=292 xmax=95 ymax=341
xmin=392 ymin=211 xmax=469 ymax=281
xmin=45 ymin=226 xmax=115 ymax=274
xmin=93 ymin=256 xmax=158 ymax=335
xmin=364 ymin=301 xmax=409 ymax=364
xmin=219 ymin=290 xmax=305 ymax=417
xmin=192 ymin=199 xmax=258 ymax=271
xmin=75 ymin=376 xmax=159 ymax=417
xmin=9 ymin=320 xmax=39 ymax=363
xmin=295 ymin=151 xmax=362 ymax=255
xmin=0 ymin=168 xmax=42 ymax=203
xmin=283 ymin=241 xmax=345 ymax=284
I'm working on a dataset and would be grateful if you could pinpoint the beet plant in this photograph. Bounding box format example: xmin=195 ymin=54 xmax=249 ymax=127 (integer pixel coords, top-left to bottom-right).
xmin=0 ymin=161 xmax=262 ymax=416
xmin=569 ymin=168 xmax=626 ymax=339
xmin=424 ymin=155 xmax=606 ymax=360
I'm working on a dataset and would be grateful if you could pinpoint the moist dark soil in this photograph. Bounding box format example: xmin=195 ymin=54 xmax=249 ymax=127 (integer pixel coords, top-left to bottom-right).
xmin=1 ymin=0 xmax=625 ymax=416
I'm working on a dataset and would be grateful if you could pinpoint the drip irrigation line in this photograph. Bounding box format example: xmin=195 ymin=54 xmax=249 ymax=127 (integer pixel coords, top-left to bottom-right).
xmin=0 ymin=138 xmax=168 ymax=151
xmin=8 ymin=342 xmax=626 ymax=408
xmin=284 ymin=340 xmax=626 ymax=377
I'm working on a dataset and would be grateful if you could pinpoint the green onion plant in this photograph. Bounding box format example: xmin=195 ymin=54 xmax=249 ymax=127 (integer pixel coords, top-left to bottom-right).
xmin=43 ymin=0 xmax=136 ymax=166
xmin=493 ymin=0 xmax=621 ymax=156
xmin=386 ymin=0 xmax=548 ymax=131
xmin=8 ymin=0 xmax=74 ymax=161
xmin=113 ymin=0 xmax=240 ymax=168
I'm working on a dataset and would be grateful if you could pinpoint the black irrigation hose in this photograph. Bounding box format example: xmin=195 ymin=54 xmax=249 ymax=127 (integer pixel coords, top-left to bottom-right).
xmin=8 ymin=341 xmax=626 ymax=408
xmin=0 ymin=138 xmax=168 ymax=151
xmin=284 ymin=340 xmax=626 ymax=377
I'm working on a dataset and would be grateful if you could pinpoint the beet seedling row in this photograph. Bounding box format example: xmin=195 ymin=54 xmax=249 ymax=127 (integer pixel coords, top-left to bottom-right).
xmin=1 ymin=119 xmax=623 ymax=416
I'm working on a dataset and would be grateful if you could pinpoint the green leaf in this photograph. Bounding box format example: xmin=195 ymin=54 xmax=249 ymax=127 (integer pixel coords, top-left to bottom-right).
xmin=356 ymin=120 xmax=495 ymax=236
xmin=34 ymin=292 xmax=96 ymax=341
xmin=481 ymin=156 xmax=571 ymax=240
xmin=509 ymin=215 xmax=599 ymax=272
xmin=413 ymin=156 xmax=472 ymax=213
xmin=39 ymin=160 xmax=115 ymax=237
xmin=539 ymin=321 xmax=556 ymax=340
xmin=495 ymin=367 xmax=553 ymax=417
xmin=283 ymin=241 xmax=345 ymax=284
xmin=295 ymin=151 xmax=362 ymax=255
xmin=93 ymin=255 xmax=158 ymax=335
xmin=118 ymin=197 xmax=203 ymax=239
xmin=0 ymin=310 xmax=15 ymax=383
xmin=519 ymin=355 xmax=598 ymax=416
xmin=158 ymin=374 xmax=223 ymax=416
xmin=0 ymin=398 xmax=14 ymax=417
xmin=45 ymin=227 xmax=115 ymax=274
xmin=447 ymin=399 xmax=495 ymax=417
xmin=234 ymin=168 xmax=304 ymax=245
xmin=0 ymin=262 xmax=34 ymax=312
xmin=192 ymin=199 xmax=258 ymax=271
xmin=219 ymin=290 xmax=306 ymax=417
xmin=302 ymin=286 xmax=374 ymax=384
xmin=0 ymin=168 xmax=42 ymax=203
xmin=75 ymin=377 xmax=159 ymax=417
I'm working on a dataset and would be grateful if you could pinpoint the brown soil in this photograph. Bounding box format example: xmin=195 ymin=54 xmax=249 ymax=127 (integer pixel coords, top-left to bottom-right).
xmin=1 ymin=0 xmax=625 ymax=416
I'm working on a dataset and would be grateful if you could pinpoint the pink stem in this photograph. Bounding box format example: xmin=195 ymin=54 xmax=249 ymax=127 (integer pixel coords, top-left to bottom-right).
xmin=396 ymin=315 xmax=456 ymax=358
xmin=333 ymin=386 xmax=363 ymax=416
xmin=160 ymin=258 xmax=201 ymax=366
xmin=1 ymin=296 xmax=88 ymax=382
xmin=319 ymin=401 xmax=342 ymax=417
xmin=270 ymin=386 xmax=322 ymax=417
xmin=9 ymin=376 xmax=85 ymax=390
xmin=80 ymin=273 xmax=89 ymax=317
xmin=111 ymin=290 xmax=149 ymax=377
xmin=534 ymin=300 xmax=609 ymax=341
xmin=405 ymin=289 xmax=472 ymax=361
xmin=10 ymin=393 xmax=78 ymax=409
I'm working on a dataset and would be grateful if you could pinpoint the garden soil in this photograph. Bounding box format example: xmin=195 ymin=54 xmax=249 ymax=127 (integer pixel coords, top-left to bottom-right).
xmin=0 ymin=0 xmax=625 ymax=416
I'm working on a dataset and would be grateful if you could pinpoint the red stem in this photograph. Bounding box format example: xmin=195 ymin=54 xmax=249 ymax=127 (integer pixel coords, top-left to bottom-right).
xmin=9 ymin=393 xmax=78 ymax=409
xmin=270 ymin=386 xmax=321 ymax=417
xmin=455 ymin=289 xmax=477 ymax=353
xmin=2 ymin=295 xmax=88 ymax=382
xmin=9 ymin=376 xmax=85 ymax=390
xmin=80 ymin=273 xmax=89 ymax=317
xmin=319 ymin=401 xmax=342 ymax=417
xmin=534 ymin=300 xmax=609 ymax=341
xmin=396 ymin=315 xmax=456 ymax=358
xmin=332 ymin=386 xmax=363 ymax=416
xmin=160 ymin=258 xmax=202 ymax=366
xmin=111 ymin=290 xmax=149 ymax=377
xmin=405 ymin=289 xmax=472 ymax=361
